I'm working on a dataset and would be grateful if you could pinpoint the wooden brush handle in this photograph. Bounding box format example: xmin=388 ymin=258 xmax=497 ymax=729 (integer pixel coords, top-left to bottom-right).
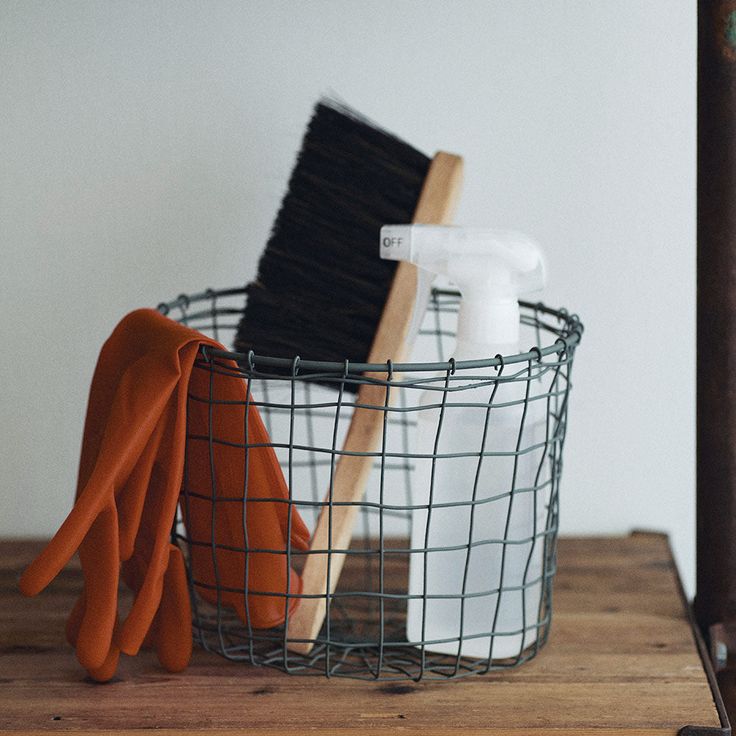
xmin=287 ymin=152 xmax=464 ymax=653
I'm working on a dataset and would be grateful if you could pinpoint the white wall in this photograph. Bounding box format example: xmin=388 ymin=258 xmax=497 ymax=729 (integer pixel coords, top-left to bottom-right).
xmin=1 ymin=2 xmax=696 ymax=592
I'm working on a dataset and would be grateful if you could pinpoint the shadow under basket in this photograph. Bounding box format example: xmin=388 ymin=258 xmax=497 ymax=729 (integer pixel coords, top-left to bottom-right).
xmin=158 ymin=286 xmax=583 ymax=681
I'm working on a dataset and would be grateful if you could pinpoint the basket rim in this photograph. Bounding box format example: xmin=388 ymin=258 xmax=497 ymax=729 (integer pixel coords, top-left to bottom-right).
xmin=157 ymin=286 xmax=583 ymax=374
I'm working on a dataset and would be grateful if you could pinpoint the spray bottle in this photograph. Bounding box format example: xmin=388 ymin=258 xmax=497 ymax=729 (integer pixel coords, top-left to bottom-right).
xmin=381 ymin=224 xmax=547 ymax=659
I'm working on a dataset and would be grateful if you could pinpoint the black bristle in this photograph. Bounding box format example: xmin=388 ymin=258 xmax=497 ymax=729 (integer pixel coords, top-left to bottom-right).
xmin=234 ymin=99 xmax=431 ymax=390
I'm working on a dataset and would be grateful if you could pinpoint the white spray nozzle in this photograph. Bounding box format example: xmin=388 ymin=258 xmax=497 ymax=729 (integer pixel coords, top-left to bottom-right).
xmin=380 ymin=225 xmax=546 ymax=358
xmin=381 ymin=225 xmax=545 ymax=297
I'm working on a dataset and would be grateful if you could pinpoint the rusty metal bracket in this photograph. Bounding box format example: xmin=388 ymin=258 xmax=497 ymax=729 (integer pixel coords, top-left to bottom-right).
xmin=710 ymin=623 xmax=736 ymax=674
xmin=677 ymin=614 xmax=732 ymax=735
xmin=680 ymin=727 xmax=732 ymax=736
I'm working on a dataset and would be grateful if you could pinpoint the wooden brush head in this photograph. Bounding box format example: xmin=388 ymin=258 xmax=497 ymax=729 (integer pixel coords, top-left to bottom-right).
xmin=234 ymin=100 xmax=431 ymax=389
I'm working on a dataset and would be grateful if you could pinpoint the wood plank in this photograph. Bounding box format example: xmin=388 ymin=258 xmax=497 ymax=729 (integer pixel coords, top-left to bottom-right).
xmin=0 ymin=731 xmax=708 ymax=736
xmin=0 ymin=675 xmax=720 ymax=733
xmin=0 ymin=534 xmax=723 ymax=734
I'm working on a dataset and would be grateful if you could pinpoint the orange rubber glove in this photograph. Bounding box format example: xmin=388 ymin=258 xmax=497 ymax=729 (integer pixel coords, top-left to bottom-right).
xmin=65 ymin=544 xmax=191 ymax=681
xmin=19 ymin=309 xmax=308 ymax=680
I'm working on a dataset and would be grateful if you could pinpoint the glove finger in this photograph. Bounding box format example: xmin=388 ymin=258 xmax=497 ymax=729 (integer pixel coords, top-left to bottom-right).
xmin=65 ymin=591 xmax=86 ymax=647
xmin=153 ymin=545 xmax=192 ymax=673
xmin=76 ymin=502 xmax=119 ymax=671
xmin=116 ymin=377 xmax=189 ymax=655
xmin=18 ymin=486 xmax=110 ymax=597
xmin=120 ymin=553 xmax=156 ymax=650
xmin=66 ymin=591 xmax=122 ymax=682
xmin=117 ymin=417 xmax=167 ymax=561
xmin=120 ymin=544 xmax=184 ymax=659
xmin=116 ymin=471 xmax=175 ymax=653
xmin=86 ymin=642 xmax=121 ymax=683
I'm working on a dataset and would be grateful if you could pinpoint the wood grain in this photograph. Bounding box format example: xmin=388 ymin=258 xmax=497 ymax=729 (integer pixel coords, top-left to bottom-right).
xmin=286 ymin=152 xmax=464 ymax=652
xmin=0 ymin=533 xmax=724 ymax=734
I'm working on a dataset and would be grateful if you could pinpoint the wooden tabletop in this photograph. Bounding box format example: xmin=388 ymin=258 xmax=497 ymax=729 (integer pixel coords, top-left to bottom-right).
xmin=0 ymin=533 xmax=727 ymax=735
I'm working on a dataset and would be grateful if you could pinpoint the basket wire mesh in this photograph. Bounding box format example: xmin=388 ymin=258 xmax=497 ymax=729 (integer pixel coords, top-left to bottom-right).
xmin=158 ymin=286 xmax=582 ymax=680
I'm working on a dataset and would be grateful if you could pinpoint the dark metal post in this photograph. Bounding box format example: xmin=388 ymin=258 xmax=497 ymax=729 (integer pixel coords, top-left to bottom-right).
xmin=697 ymin=0 xmax=736 ymax=711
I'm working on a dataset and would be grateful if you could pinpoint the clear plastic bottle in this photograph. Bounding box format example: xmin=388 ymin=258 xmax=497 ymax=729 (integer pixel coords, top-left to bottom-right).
xmin=380 ymin=225 xmax=548 ymax=659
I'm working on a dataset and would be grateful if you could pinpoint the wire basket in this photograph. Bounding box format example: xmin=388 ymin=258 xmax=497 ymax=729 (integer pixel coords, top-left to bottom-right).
xmin=158 ymin=286 xmax=582 ymax=681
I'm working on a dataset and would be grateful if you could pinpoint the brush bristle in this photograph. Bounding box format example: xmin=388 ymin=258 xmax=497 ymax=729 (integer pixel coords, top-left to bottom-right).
xmin=234 ymin=100 xmax=431 ymax=389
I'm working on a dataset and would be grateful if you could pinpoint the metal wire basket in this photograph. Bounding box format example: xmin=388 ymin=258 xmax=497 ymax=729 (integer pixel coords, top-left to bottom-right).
xmin=158 ymin=286 xmax=582 ymax=681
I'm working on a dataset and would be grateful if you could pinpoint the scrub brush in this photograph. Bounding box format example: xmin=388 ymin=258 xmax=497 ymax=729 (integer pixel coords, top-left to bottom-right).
xmin=234 ymin=99 xmax=463 ymax=653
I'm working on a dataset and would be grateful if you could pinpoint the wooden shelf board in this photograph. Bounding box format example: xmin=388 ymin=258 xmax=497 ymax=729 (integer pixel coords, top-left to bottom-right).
xmin=0 ymin=533 xmax=725 ymax=734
